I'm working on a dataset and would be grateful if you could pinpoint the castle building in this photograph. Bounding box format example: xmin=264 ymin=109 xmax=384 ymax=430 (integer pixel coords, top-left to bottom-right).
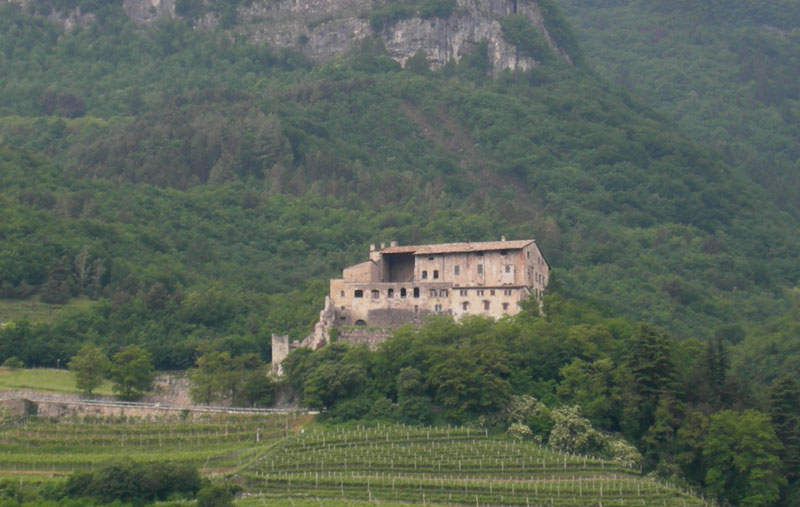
xmin=331 ymin=238 xmax=548 ymax=326
xmin=271 ymin=238 xmax=549 ymax=373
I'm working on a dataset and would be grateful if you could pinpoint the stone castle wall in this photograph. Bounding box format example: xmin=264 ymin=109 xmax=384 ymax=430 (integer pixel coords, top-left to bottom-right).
xmin=337 ymin=327 xmax=394 ymax=349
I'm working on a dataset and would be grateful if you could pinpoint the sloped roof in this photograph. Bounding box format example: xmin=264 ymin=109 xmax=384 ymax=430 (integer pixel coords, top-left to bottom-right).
xmin=380 ymin=240 xmax=534 ymax=255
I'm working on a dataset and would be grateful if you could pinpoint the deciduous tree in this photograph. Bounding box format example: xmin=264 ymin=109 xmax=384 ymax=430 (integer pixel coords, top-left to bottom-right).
xmin=110 ymin=345 xmax=154 ymax=400
xmin=68 ymin=343 xmax=109 ymax=397
xmin=703 ymin=409 xmax=785 ymax=506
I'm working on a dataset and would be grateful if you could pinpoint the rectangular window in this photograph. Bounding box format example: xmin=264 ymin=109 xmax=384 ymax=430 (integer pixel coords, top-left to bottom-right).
xmin=400 ymin=288 xmax=407 ymax=297
xmin=504 ymin=289 xmax=512 ymax=296
xmin=454 ymin=265 xmax=460 ymax=276
xmin=502 ymin=302 xmax=509 ymax=311
xmin=434 ymin=304 xmax=442 ymax=312
xmin=422 ymin=270 xmax=428 ymax=279
xmin=476 ymin=290 xmax=484 ymax=296
xmin=430 ymin=289 xmax=437 ymax=298
xmin=340 ymin=290 xmax=345 ymax=297
xmin=440 ymin=289 xmax=448 ymax=297
xmin=483 ymin=300 xmax=490 ymax=310
xmin=505 ymin=265 xmax=511 ymax=273
xmin=460 ymin=289 xmax=468 ymax=296
xmin=433 ymin=270 xmax=439 ymax=279
xmin=387 ymin=288 xmax=394 ymax=298
xmin=354 ymin=290 xmax=363 ymax=298
xmin=462 ymin=301 xmax=469 ymax=311
xmin=477 ymin=264 xmax=483 ymax=274
xmin=490 ymin=289 xmax=496 ymax=296
xmin=371 ymin=289 xmax=380 ymax=299
xmin=413 ymin=287 xmax=419 ymax=298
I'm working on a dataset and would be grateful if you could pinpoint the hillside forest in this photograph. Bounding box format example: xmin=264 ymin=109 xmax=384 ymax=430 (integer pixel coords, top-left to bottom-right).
xmin=0 ymin=0 xmax=799 ymax=504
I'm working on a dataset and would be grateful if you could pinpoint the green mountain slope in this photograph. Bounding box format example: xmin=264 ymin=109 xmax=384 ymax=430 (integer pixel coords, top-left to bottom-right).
xmin=0 ymin=0 xmax=798 ymax=369
xmin=560 ymin=0 xmax=800 ymax=215
xmin=558 ymin=0 xmax=800 ymax=395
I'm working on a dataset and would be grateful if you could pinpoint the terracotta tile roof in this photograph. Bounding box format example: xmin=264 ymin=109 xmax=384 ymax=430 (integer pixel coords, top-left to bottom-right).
xmin=380 ymin=240 xmax=534 ymax=255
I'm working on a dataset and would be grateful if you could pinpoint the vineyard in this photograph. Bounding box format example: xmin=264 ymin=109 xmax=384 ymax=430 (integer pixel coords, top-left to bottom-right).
xmin=0 ymin=411 xmax=709 ymax=505
xmin=236 ymin=424 xmax=708 ymax=506
xmin=0 ymin=412 xmax=307 ymax=475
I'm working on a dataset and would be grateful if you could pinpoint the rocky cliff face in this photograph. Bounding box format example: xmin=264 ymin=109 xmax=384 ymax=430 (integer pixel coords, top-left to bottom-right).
xmin=227 ymin=0 xmax=569 ymax=73
xmin=18 ymin=0 xmax=571 ymax=73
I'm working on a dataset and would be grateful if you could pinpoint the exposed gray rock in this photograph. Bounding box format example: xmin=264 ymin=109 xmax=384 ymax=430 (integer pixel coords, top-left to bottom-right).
xmin=232 ymin=0 xmax=568 ymax=73
xmin=11 ymin=0 xmax=571 ymax=73
xmin=122 ymin=0 xmax=176 ymax=25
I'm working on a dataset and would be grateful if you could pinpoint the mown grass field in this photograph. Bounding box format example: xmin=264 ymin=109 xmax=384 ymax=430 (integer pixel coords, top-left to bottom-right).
xmin=236 ymin=424 xmax=707 ymax=506
xmin=0 ymin=367 xmax=114 ymax=395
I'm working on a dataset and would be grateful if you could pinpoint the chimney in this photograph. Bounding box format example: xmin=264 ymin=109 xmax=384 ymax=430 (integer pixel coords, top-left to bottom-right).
xmin=370 ymin=244 xmax=376 ymax=252
xmin=390 ymin=240 xmax=398 ymax=247
xmin=501 ymin=235 xmax=506 ymax=241
xmin=380 ymin=242 xmax=386 ymax=250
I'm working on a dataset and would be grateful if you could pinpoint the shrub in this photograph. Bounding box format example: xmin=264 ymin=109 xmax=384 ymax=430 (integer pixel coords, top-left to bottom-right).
xmin=508 ymin=422 xmax=533 ymax=440
xmin=369 ymin=3 xmax=415 ymax=30
xmin=418 ymin=0 xmax=456 ymax=19
xmin=65 ymin=459 xmax=201 ymax=503
xmin=2 ymin=357 xmax=23 ymax=369
xmin=500 ymin=15 xmax=553 ymax=62
xmin=197 ymin=484 xmax=233 ymax=507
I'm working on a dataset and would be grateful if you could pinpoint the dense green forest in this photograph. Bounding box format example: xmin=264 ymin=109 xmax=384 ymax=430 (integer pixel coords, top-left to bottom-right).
xmin=1 ymin=0 xmax=799 ymax=502
xmin=559 ymin=0 xmax=800 ymax=414
xmin=561 ymin=0 xmax=800 ymax=214
xmin=2 ymin=0 xmax=799 ymax=349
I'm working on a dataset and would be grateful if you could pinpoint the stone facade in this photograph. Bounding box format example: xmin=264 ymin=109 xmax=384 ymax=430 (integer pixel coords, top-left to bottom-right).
xmin=331 ymin=238 xmax=548 ymax=326
xmin=272 ymin=238 xmax=548 ymax=373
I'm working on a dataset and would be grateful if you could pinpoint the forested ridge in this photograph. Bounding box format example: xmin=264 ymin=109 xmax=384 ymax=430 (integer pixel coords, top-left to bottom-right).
xmin=561 ymin=0 xmax=800 ymax=215
xmin=556 ymin=0 xmax=800 ymax=392
xmin=1 ymin=0 xmax=800 ymax=503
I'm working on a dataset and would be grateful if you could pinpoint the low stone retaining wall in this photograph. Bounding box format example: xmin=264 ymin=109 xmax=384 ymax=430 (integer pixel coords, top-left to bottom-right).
xmin=0 ymin=394 xmax=306 ymax=420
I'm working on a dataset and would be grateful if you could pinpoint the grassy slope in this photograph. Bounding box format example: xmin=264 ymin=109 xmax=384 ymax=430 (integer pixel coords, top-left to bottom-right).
xmin=0 ymin=297 xmax=95 ymax=325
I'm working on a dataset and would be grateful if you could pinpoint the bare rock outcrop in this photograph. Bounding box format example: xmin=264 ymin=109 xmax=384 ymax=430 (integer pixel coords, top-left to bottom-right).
xmin=15 ymin=0 xmax=571 ymax=74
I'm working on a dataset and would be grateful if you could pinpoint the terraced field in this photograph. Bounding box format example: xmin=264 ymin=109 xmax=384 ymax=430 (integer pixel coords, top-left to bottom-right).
xmin=0 ymin=412 xmax=308 ymax=475
xmin=236 ymin=424 xmax=707 ymax=506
